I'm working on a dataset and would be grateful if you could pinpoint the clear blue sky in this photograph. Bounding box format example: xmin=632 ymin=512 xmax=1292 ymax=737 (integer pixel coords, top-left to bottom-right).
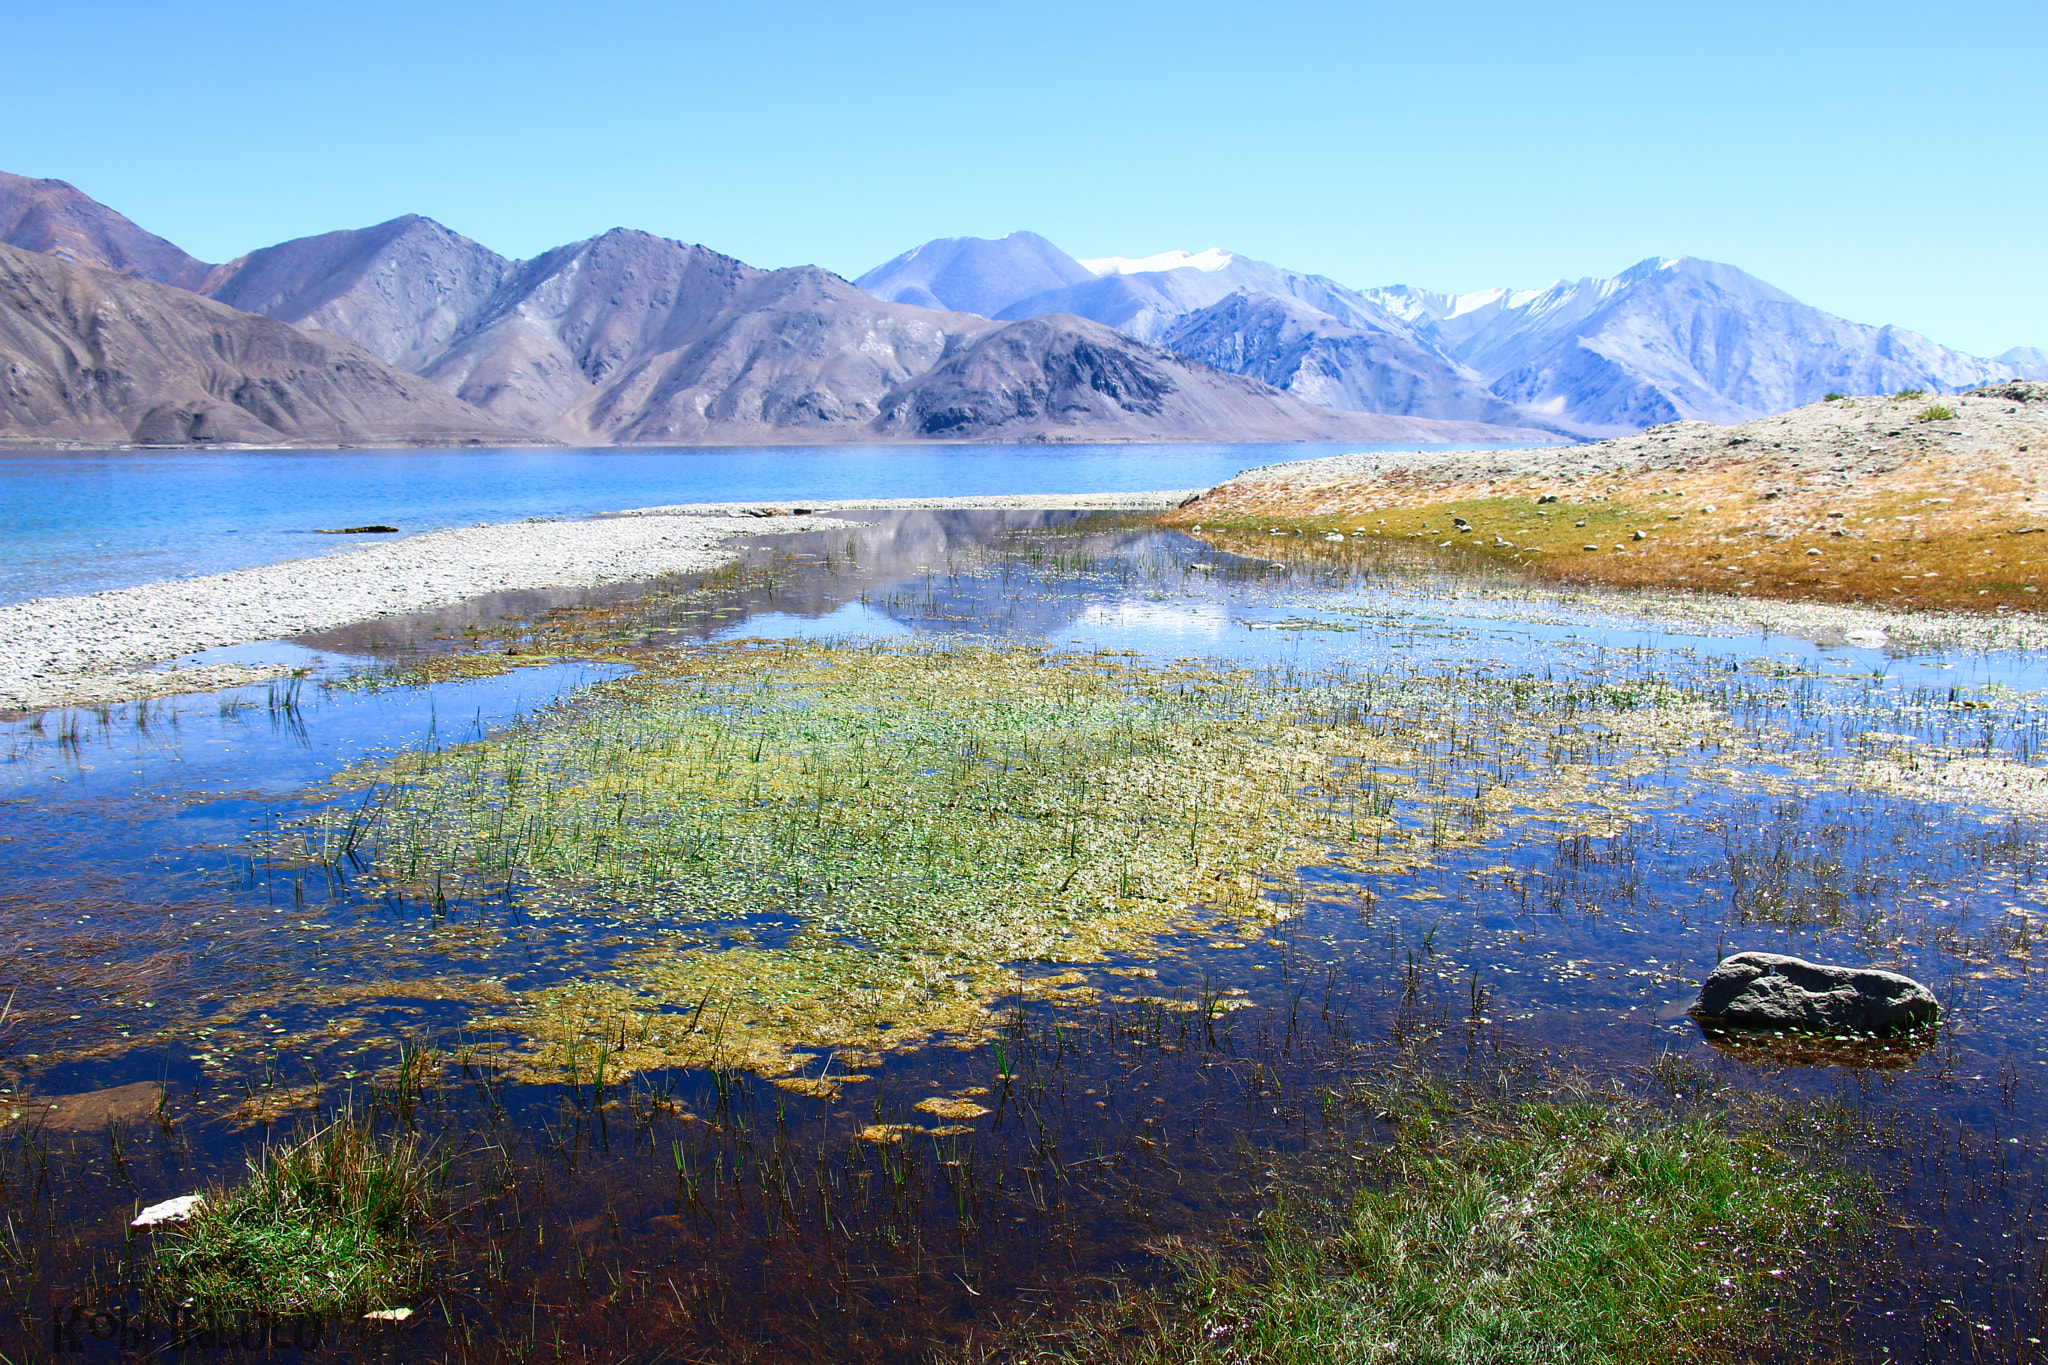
xmin=4 ymin=0 xmax=2041 ymax=356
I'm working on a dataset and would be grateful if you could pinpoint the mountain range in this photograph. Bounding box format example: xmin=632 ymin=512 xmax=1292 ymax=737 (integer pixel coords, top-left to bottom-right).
xmin=5 ymin=168 xmax=2027 ymax=450
xmin=858 ymin=234 xmax=2033 ymax=437
xmin=0 ymin=173 xmax=1541 ymax=448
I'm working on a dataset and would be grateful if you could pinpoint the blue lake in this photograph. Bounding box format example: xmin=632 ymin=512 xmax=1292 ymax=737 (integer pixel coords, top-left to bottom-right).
xmin=0 ymin=441 xmax=1506 ymax=606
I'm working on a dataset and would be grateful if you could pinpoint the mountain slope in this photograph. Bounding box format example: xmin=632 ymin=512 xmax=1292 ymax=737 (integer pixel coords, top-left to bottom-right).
xmin=855 ymin=232 xmax=1094 ymax=318
xmin=999 ymin=250 xmax=1419 ymax=343
xmin=1158 ymin=292 xmax=1548 ymax=430
xmin=1369 ymin=258 xmax=2015 ymax=434
xmin=0 ymin=243 xmax=532 ymax=446
xmin=204 ymin=216 xmax=512 ymax=370
xmin=870 ymin=314 xmax=1550 ymax=444
xmin=0 ymin=172 xmax=213 ymax=291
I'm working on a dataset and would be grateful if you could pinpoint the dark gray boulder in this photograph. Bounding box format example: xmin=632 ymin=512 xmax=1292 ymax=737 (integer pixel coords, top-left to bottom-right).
xmin=1691 ymin=952 xmax=1937 ymax=1035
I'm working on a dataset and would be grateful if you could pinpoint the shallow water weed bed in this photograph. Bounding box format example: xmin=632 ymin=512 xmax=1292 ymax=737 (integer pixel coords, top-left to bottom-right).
xmin=280 ymin=640 xmax=1414 ymax=1074
xmin=1024 ymin=1097 xmax=1853 ymax=1365
xmin=267 ymin=636 xmax=1761 ymax=1079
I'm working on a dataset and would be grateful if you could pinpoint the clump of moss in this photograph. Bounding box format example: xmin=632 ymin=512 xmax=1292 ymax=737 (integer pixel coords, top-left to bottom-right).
xmin=1048 ymin=1100 xmax=1853 ymax=1364
xmin=151 ymin=1119 xmax=435 ymax=1313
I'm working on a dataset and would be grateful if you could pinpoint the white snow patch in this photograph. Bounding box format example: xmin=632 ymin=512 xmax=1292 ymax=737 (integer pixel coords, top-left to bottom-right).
xmin=1079 ymin=249 xmax=1237 ymax=277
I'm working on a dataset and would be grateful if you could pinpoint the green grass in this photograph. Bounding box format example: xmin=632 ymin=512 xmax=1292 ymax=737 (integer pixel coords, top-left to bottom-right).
xmin=1040 ymin=1101 xmax=1851 ymax=1365
xmin=1915 ymin=403 xmax=1957 ymax=422
xmin=1823 ymin=391 xmax=1846 ymax=401
xmin=1892 ymin=388 xmax=1928 ymax=400
xmin=279 ymin=639 xmax=1724 ymax=1077
xmin=151 ymin=1118 xmax=435 ymax=1313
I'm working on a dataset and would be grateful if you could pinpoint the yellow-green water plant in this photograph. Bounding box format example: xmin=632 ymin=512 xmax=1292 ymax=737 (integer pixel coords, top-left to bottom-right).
xmin=272 ymin=638 xmax=1732 ymax=1079
xmin=149 ymin=1116 xmax=436 ymax=1314
xmin=289 ymin=641 xmax=1425 ymax=1075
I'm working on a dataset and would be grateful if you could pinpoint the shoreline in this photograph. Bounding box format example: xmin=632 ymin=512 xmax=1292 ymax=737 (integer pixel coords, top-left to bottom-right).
xmin=0 ymin=492 xmax=1196 ymax=714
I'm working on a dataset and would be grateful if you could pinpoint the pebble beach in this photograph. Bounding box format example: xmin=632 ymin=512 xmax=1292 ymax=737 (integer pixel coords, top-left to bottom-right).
xmin=0 ymin=492 xmax=1195 ymax=712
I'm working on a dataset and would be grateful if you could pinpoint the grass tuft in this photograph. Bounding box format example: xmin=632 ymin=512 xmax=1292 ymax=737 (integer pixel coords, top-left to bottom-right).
xmin=151 ymin=1117 xmax=435 ymax=1313
xmin=1915 ymin=403 xmax=1957 ymax=422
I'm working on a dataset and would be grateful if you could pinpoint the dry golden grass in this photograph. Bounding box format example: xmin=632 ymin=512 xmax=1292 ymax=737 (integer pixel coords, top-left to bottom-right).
xmin=1165 ymin=448 xmax=2048 ymax=613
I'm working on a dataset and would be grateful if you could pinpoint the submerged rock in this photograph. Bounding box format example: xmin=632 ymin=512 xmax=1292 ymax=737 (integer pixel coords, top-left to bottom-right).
xmin=1691 ymin=951 xmax=1937 ymax=1035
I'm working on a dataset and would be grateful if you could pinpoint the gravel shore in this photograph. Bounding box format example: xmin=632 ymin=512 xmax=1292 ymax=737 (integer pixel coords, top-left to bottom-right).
xmin=0 ymin=492 xmax=1198 ymax=713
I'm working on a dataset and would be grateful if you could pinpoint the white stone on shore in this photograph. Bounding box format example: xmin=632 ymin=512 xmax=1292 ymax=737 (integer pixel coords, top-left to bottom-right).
xmin=132 ymin=1194 xmax=204 ymax=1227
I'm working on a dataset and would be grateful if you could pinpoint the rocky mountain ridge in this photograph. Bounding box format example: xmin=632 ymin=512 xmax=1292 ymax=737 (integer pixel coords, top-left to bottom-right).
xmin=0 ymin=243 xmax=533 ymax=447
xmin=858 ymin=234 xmax=2034 ymax=438
xmin=0 ymin=176 xmax=1543 ymax=447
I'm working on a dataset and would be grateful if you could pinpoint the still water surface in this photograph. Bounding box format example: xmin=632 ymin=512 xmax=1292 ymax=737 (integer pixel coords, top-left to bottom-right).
xmin=0 ymin=514 xmax=2042 ymax=1361
xmin=0 ymin=442 xmax=1477 ymax=605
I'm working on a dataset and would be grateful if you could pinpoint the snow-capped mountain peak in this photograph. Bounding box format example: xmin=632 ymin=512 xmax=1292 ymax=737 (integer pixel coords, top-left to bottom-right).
xmin=1078 ymin=248 xmax=1236 ymax=277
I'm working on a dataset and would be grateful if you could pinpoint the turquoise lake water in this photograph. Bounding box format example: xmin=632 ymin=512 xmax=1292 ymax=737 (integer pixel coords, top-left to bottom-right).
xmin=0 ymin=441 xmax=1497 ymax=606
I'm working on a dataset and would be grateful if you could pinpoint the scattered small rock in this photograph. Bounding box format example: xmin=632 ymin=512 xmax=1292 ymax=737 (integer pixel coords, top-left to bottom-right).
xmin=313 ymin=525 xmax=400 ymax=534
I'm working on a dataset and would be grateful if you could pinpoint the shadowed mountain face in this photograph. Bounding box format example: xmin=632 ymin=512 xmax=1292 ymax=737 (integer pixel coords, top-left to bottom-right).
xmin=0 ymin=173 xmax=213 ymax=291
xmin=0 ymin=244 xmax=533 ymax=446
xmin=205 ymin=216 xmax=512 ymax=371
xmin=871 ymin=314 xmax=1554 ymax=444
xmin=1159 ymin=292 xmax=1551 ymax=431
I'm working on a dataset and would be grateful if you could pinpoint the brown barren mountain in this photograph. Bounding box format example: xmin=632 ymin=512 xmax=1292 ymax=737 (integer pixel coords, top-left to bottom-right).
xmin=0 ymin=172 xmax=213 ymax=291
xmin=0 ymin=174 xmax=1563 ymax=446
xmin=0 ymin=244 xmax=536 ymax=447
xmin=409 ymin=229 xmax=1544 ymax=445
xmin=204 ymin=215 xmax=513 ymax=371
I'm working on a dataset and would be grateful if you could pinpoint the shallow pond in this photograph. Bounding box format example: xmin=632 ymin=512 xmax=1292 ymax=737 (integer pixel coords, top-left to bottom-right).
xmin=1 ymin=512 xmax=2044 ymax=1362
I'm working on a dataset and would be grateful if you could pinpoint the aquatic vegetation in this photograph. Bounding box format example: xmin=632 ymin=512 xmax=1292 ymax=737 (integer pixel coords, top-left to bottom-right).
xmin=1036 ymin=1100 xmax=1852 ymax=1365
xmin=149 ymin=1117 xmax=434 ymax=1313
xmin=270 ymin=632 xmax=1767 ymax=1079
xmin=285 ymin=640 xmax=1428 ymax=1075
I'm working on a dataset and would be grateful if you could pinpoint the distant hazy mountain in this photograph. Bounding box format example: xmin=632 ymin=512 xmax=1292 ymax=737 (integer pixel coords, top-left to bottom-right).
xmin=0 ymin=172 xmax=213 ymax=291
xmin=1369 ymin=257 xmax=2017 ymax=433
xmin=1160 ymin=292 xmax=1546 ymax=430
xmin=0 ymin=243 xmax=530 ymax=446
xmin=205 ymin=216 xmax=512 ymax=371
xmin=859 ymin=233 xmax=1418 ymax=343
xmin=1999 ymin=346 xmax=2048 ymax=380
xmin=854 ymin=232 xmax=1093 ymax=318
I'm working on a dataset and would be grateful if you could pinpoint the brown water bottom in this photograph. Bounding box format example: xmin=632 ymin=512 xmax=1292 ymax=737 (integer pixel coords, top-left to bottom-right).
xmin=0 ymin=511 xmax=2044 ymax=1363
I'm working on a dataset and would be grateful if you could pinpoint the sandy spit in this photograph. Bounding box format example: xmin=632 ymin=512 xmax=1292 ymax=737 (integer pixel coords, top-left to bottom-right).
xmin=612 ymin=491 xmax=1202 ymax=516
xmin=0 ymin=492 xmax=1197 ymax=714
